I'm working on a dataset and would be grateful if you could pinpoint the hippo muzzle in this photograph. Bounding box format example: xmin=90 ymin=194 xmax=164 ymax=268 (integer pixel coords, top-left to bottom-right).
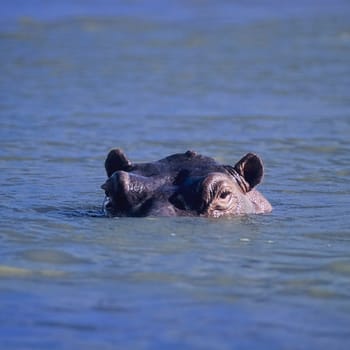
xmin=101 ymin=149 xmax=272 ymax=217
xmin=101 ymin=171 xmax=173 ymax=216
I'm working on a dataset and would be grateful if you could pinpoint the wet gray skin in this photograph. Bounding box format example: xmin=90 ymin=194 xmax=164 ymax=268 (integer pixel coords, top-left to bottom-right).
xmin=101 ymin=149 xmax=272 ymax=217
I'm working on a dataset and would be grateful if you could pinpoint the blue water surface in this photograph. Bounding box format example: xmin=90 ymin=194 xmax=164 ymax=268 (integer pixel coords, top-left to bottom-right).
xmin=1 ymin=1 xmax=350 ymax=349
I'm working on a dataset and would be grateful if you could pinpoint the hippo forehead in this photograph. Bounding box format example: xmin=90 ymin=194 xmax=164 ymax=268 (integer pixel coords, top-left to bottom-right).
xmin=107 ymin=150 xmax=224 ymax=178
xmin=102 ymin=149 xmax=270 ymax=217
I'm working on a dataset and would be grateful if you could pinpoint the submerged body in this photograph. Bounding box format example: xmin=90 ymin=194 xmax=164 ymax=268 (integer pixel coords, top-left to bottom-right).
xmin=102 ymin=149 xmax=272 ymax=217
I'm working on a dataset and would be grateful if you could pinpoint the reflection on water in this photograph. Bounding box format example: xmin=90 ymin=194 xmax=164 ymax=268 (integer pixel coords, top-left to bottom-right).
xmin=1 ymin=0 xmax=350 ymax=349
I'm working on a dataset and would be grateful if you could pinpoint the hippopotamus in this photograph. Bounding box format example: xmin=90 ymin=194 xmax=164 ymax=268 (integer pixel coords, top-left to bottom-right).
xmin=101 ymin=149 xmax=272 ymax=217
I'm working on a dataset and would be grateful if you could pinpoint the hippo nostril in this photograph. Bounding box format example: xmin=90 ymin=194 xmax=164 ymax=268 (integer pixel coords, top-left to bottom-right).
xmin=101 ymin=181 xmax=112 ymax=197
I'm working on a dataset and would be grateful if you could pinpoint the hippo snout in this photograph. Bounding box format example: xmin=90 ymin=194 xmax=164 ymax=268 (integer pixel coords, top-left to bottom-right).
xmin=101 ymin=171 xmax=131 ymax=214
xmin=101 ymin=170 xmax=171 ymax=216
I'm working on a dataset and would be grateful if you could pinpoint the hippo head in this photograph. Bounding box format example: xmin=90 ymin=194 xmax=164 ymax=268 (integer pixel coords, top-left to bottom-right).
xmin=101 ymin=149 xmax=272 ymax=217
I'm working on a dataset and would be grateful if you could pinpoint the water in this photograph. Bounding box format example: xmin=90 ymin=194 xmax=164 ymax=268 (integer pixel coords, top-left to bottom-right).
xmin=1 ymin=0 xmax=350 ymax=348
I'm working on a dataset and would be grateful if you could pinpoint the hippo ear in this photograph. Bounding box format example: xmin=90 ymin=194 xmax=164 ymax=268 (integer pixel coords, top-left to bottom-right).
xmin=234 ymin=153 xmax=264 ymax=190
xmin=105 ymin=148 xmax=132 ymax=177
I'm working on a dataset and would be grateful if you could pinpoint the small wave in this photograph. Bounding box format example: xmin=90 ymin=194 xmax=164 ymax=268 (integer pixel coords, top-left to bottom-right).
xmin=33 ymin=205 xmax=106 ymax=218
xmin=19 ymin=248 xmax=92 ymax=265
xmin=0 ymin=264 xmax=66 ymax=278
xmin=63 ymin=209 xmax=106 ymax=218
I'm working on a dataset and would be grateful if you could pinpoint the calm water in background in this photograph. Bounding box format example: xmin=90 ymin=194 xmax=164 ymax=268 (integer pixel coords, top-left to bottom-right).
xmin=1 ymin=1 xmax=350 ymax=349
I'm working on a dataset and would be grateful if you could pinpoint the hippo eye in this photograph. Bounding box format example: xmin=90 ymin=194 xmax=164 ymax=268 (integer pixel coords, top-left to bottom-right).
xmin=220 ymin=191 xmax=231 ymax=199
